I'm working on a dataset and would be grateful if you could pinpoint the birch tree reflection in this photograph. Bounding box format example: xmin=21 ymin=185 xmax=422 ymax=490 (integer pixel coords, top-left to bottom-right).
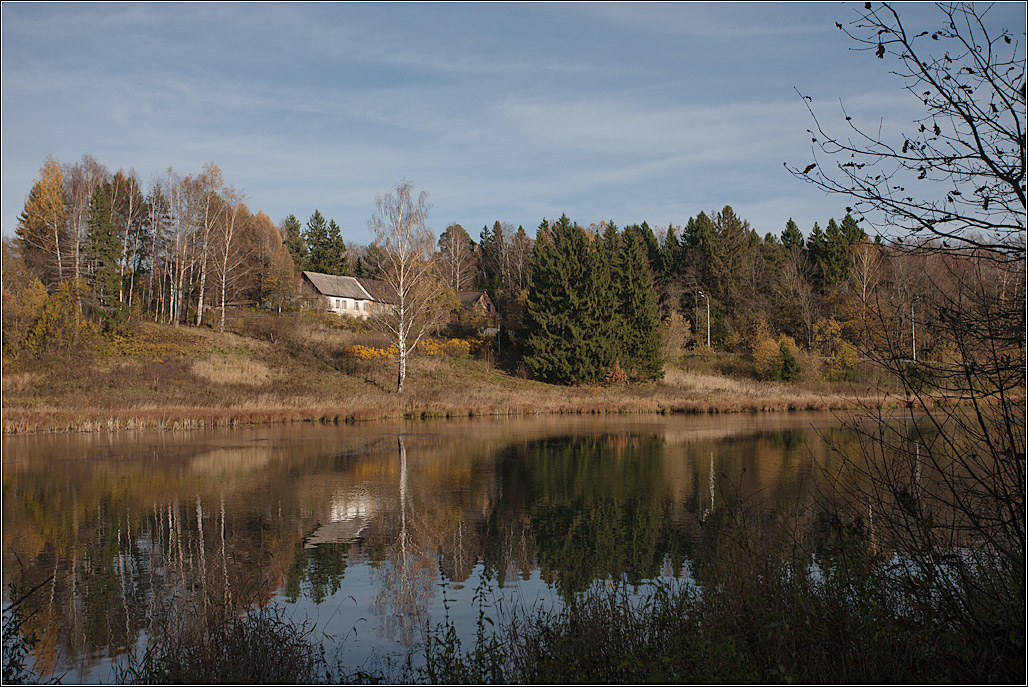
xmin=374 ymin=437 xmax=436 ymax=645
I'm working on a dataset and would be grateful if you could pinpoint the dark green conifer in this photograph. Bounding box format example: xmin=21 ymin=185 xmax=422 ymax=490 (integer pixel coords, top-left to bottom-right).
xmin=523 ymin=215 xmax=613 ymax=383
xmin=614 ymin=231 xmax=663 ymax=380
xmin=781 ymin=218 xmax=804 ymax=251
xmin=841 ymin=213 xmax=865 ymax=246
xmin=303 ymin=210 xmax=330 ymax=273
xmin=283 ymin=214 xmax=307 ymax=270
xmin=84 ymin=186 xmax=124 ymax=322
xmin=821 ymin=218 xmax=851 ymax=286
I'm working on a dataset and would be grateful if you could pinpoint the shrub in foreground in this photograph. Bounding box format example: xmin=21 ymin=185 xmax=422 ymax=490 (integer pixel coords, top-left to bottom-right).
xmin=415 ymin=513 xmax=1024 ymax=685
xmin=114 ymin=606 xmax=329 ymax=685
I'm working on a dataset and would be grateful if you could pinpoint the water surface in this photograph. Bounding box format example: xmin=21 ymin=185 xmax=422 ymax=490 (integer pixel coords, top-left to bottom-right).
xmin=2 ymin=413 xmax=863 ymax=681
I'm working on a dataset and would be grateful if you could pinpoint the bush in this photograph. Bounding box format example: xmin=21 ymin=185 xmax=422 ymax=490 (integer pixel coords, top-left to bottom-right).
xmin=751 ymin=322 xmax=803 ymax=382
xmin=21 ymin=280 xmax=98 ymax=361
xmin=826 ymin=340 xmax=858 ymax=381
xmin=660 ymin=312 xmax=692 ymax=366
xmin=752 ymin=336 xmax=781 ymax=380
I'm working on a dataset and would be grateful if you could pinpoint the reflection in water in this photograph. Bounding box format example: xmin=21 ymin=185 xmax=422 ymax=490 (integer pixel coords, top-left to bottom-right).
xmin=374 ymin=436 xmax=433 ymax=645
xmin=3 ymin=414 xmax=878 ymax=682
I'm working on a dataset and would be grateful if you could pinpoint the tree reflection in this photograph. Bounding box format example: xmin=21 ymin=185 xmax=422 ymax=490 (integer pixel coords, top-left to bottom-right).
xmin=480 ymin=434 xmax=684 ymax=596
xmin=374 ymin=437 xmax=437 ymax=645
xmin=2 ymin=417 xmax=871 ymax=679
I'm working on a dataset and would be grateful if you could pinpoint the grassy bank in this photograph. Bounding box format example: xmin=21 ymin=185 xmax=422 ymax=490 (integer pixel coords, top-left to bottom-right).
xmin=1 ymin=312 xmax=891 ymax=434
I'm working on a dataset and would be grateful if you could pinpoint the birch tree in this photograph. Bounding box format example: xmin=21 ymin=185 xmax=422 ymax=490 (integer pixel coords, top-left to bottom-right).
xmin=213 ymin=189 xmax=248 ymax=332
xmin=193 ymin=163 xmax=225 ymax=327
xmin=166 ymin=168 xmax=195 ymax=326
xmin=109 ymin=170 xmax=146 ymax=306
xmin=368 ymin=181 xmax=446 ymax=394
xmin=144 ymin=180 xmax=171 ymax=321
xmin=63 ymin=155 xmax=108 ymax=283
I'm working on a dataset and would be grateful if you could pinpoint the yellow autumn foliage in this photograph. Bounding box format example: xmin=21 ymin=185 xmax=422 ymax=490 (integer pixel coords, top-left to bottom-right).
xmin=347 ymin=338 xmax=475 ymax=361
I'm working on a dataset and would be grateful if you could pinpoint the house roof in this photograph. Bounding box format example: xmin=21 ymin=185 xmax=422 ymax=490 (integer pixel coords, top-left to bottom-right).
xmin=356 ymin=277 xmax=398 ymax=304
xmin=302 ymin=271 xmax=373 ymax=300
xmin=458 ymin=290 xmax=490 ymax=308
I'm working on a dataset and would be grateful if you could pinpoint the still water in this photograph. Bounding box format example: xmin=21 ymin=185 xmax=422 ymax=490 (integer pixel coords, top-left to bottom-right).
xmin=2 ymin=413 xmax=862 ymax=682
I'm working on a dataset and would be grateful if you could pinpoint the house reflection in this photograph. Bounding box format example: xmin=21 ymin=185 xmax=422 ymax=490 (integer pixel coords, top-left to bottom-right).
xmin=303 ymin=488 xmax=377 ymax=549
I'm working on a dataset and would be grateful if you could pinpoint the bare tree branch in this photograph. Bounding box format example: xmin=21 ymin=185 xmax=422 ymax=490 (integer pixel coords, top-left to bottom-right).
xmin=786 ymin=2 xmax=1025 ymax=258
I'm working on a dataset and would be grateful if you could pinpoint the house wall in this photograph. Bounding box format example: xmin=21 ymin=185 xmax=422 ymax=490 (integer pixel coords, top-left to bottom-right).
xmin=325 ymin=296 xmax=373 ymax=319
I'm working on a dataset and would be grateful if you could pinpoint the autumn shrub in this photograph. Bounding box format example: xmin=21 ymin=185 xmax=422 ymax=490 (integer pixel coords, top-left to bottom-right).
xmin=752 ymin=336 xmax=781 ymax=380
xmin=826 ymin=340 xmax=858 ymax=381
xmin=661 ymin=312 xmax=692 ymax=366
xmin=750 ymin=320 xmax=802 ymax=382
xmin=811 ymin=317 xmax=860 ymax=382
xmin=20 ymin=280 xmax=98 ymax=361
xmin=417 ymin=338 xmax=473 ymax=358
xmin=1 ymin=249 xmax=49 ymax=356
xmin=602 ymin=360 xmax=629 ymax=385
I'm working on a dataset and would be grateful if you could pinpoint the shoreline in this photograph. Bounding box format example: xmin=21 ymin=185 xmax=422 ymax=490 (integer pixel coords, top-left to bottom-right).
xmin=0 ymin=323 xmax=917 ymax=436
xmin=1 ymin=387 xmax=893 ymax=435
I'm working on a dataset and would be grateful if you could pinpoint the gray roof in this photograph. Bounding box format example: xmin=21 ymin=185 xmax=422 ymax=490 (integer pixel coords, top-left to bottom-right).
xmin=302 ymin=272 xmax=373 ymax=300
xmin=356 ymin=277 xmax=398 ymax=304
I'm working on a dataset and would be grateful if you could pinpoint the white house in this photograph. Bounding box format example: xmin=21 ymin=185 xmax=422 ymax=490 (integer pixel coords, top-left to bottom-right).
xmin=300 ymin=271 xmax=396 ymax=319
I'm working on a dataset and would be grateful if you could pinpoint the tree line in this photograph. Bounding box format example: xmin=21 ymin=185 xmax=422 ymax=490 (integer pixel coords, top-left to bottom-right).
xmin=5 ymin=154 xmax=1022 ymax=390
xmin=8 ymin=157 xmax=296 ymax=335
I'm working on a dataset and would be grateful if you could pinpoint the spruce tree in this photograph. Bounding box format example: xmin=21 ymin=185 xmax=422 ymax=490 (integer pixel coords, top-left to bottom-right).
xmin=841 ymin=213 xmax=865 ymax=245
xmin=821 ymin=218 xmax=850 ymax=286
xmin=624 ymin=221 xmax=661 ymax=274
xmin=84 ymin=186 xmax=124 ymax=322
xmin=781 ymin=218 xmax=804 ymax=251
xmin=303 ymin=210 xmax=330 ymax=273
xmin=658 ymin=223 xmax=679 ymax=284
xmin=614 ymin=231 xmax=663 ymax=380
xmin=522 ymin=215 xmax=613 ymax=383
xmin=283 ymin=214 xmax=307 ymax=271
xmin=327 ymin=219 xmax=349 ymax=274
xmin=806 ymin=221 xmax=827 ymax=288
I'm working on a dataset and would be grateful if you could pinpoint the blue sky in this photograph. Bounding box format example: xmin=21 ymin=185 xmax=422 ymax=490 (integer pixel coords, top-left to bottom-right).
xmin=2 ymin=2 xmax=1021 ymax=244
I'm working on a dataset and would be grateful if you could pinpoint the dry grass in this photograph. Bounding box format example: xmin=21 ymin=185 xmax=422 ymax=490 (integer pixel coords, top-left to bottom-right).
xmin=1 ymin=371 xmax=38 ymax=394
xmin=191 ymin=355 xmax=274 ymax=386
xmin=1 ymin=314 xmax=896 ymax=435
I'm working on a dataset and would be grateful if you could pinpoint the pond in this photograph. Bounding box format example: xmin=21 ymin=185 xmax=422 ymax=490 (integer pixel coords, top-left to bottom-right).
xmin=3 ymin=412 xmax=872 ymax=682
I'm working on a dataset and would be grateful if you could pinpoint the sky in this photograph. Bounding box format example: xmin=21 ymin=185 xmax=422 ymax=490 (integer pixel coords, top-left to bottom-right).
xmin=2 ymin=2 xmax=1022 ymax=245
